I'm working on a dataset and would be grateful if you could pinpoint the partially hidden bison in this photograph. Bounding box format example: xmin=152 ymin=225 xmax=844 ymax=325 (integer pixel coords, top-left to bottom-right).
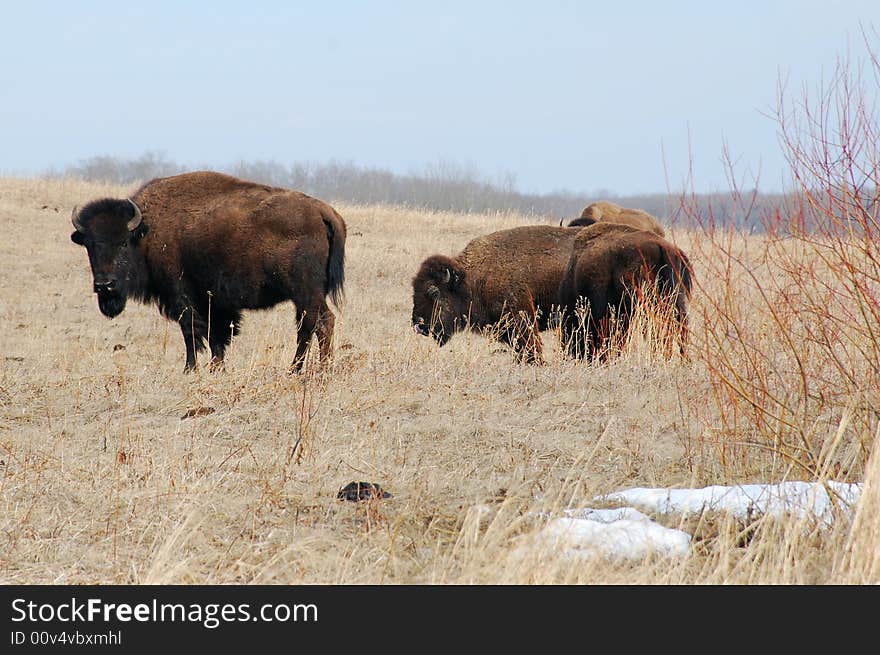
xmin=70 ymin=171 xmax=346 ymax=373
xmin=566 ymin=200 xmax=666 ymax=237
xmin=411 ymin=225 xmax=580 ymax=364
xmin=557 ymin=222 xmax=692 ymax=362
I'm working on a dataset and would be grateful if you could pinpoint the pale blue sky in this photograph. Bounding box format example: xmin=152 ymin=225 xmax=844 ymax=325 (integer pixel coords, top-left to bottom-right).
xmin=1 ymin=1 xmax=877 ymax=194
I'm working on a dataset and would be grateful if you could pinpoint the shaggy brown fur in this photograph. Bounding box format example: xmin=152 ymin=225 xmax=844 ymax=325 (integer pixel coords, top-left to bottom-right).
xmin=567 ymin=200 xmax=666 ymax=237
xmin=411 ymin=225 xmax=579 ymax=363
xmin=557 ymin=222 xmax=692 ymax=361
xmin=71 ymin=171 xmax=346 ymax=373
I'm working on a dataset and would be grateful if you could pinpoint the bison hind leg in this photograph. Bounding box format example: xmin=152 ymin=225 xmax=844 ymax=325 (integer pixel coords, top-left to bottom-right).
xmin=662 ymin=293 xmax=689 ymax=360
xmin=515 ymin=337 xmax=544 ymax=365
xmin=560 ymin=307 xmax=588 ymax=360
xmin=208 ymin=309 xmax=242 ymax=372
xmin=290 ymin=299 xmax=335 ymax=374
xmin=315 ymin=306 xmax=335 ymax=363
xmin=568 ymin=292 xmax=608 ymax=364
xmin=609 ymin=299 xmax=634 ymax=358
xmin=516 ymin=327 xmax=544 ymax=365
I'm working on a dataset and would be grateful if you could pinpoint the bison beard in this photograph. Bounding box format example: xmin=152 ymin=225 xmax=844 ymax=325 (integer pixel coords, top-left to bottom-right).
xmin=96 ymin=290 xmax=126 ymax=318
xmin=70 ymin=171 xmax=346 ymax=374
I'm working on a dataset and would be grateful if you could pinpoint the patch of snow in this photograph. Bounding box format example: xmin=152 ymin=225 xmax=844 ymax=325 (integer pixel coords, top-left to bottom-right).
xmin=595 ymin=481 xmax=862 ymax=525
xmin=531 ymin=511 xmax=691 ymax=561
xmin=563 ymin=506 xmax=654 ymax=523
xmin=522 ymin=480 xmax=862 ymax=563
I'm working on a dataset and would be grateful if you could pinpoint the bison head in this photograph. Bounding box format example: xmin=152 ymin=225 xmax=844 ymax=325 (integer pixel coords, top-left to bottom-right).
xmin=70 ymin=198 xmax=144 ymax=318
xmin=411 ymin=255 xmax=469 ymax=346
xmin=566 ymin=216 xmax=597 ymax=228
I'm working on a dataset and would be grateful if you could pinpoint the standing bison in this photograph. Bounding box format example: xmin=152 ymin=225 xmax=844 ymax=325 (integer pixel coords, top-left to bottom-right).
xmin=70 ymin=171 xmax=346 ymax=373
xmin=557 ymin=223 xmax=692 ymax=361
xmin=566 ymin=200 xmax=666 ymax=237
xmin=411 ymin=225 xmax=579 ymax=364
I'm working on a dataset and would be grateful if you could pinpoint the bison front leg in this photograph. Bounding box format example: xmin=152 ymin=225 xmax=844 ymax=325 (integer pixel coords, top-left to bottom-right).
xmin=178 ymin=305 xmax=209 ymax=373
xmin=507 ymin=310 xmax=544 ymax=365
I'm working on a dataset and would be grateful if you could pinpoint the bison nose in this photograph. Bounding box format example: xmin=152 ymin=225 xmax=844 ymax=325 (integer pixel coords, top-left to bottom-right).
xmin=412 ymin=321 xmax=430 ymax=336
xmin=93 ymin=279 xmax=117 ymax=294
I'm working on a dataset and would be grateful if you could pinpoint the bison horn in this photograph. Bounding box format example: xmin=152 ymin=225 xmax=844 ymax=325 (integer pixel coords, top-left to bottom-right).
xmin=71 ymin=205 xmax=84 ymax=232
xmin=441 ymin=268 xmax=451 ymax=285
xmin=126 ymin=199 xmax=143 ymax=231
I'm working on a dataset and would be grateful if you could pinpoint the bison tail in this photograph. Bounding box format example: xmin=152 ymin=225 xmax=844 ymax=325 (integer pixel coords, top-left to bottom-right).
xmin=323 ymin=212 xmax=346 ymax=309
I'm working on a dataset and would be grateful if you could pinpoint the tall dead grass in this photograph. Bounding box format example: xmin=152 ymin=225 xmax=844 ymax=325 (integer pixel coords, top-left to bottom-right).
xmin=2 ymin=36 xmax=879 ymax=584
xmin=0 ymin=172 xmax=874 ymax=584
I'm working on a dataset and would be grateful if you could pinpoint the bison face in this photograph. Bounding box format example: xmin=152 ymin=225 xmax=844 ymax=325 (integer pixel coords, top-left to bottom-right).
xmin=411 ymin=255 xmax=469 ymax=346
xmin=70 ymin=198 xmax=143 ymax=318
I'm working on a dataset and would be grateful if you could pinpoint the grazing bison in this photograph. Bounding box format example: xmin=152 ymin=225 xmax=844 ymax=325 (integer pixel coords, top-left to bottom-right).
xmin=566 ymin=200 xmax=666 ymax=237
xmin=411 ymin=225 xmax=580 ymax=363
xmin=70 ymin=171 xmax=346 ymax=373
xmin=557 ymin=222 xmax=692 ymax=361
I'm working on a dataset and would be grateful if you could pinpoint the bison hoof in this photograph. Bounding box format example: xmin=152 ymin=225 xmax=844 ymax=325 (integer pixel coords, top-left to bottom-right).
xmin=208 ymin=357 xmax=226 ymax=373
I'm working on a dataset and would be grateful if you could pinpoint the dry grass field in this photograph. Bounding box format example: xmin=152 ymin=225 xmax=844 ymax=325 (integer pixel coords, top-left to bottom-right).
xmin=1 ymin=176 xmax=878 ymax=584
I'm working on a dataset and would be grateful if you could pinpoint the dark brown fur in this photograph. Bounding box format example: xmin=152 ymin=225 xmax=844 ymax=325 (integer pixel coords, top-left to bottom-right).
xmin=567 ymin=200 xmax=666 ymax=237
xmin=411 ymin=225 xmax=579 ymax=363
xmin=70 ymin=171 xmax=346 ymax=373
xmin=557 ymin=222 xmax=692 ymax=361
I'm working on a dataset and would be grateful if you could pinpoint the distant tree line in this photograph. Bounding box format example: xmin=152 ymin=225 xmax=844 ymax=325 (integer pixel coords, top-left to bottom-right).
xmin=49 ymin=151 xmax=802 ymax=231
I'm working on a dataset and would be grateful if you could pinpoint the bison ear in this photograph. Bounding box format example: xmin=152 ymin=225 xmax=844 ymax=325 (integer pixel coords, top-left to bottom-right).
xmin=130 ymin=222 xmax=149 ymax=242
xmin=70 ymin=230 xmax=85 ymax=245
